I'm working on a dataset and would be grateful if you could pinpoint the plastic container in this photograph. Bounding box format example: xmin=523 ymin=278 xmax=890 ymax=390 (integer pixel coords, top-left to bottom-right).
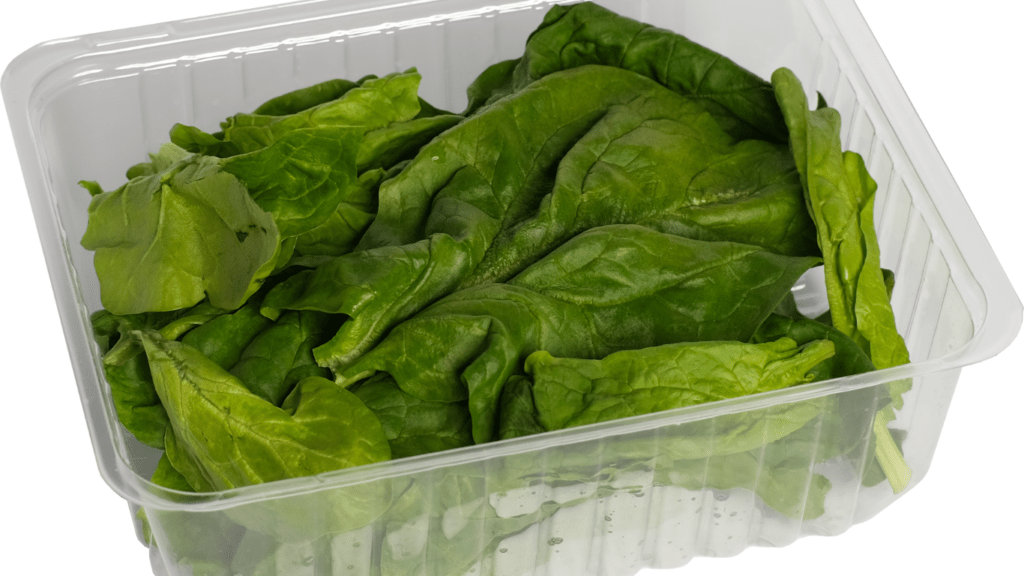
xmin=3 ymin=1 xmax=1020 ymax=575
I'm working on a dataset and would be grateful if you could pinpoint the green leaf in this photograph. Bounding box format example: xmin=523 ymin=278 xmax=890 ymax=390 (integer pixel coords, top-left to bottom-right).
xmin=265 ymin=66 xmax=816 ymax=381
xmin=81 ymin=148 xmax=280 ymax=314
xmin=221 ymin=71 xmax=423 ymax=155
xmin=292 ymin=167 xmax=387 ymax=258
xmin=220 ymin=126 xmax=363 ymax=238
xmin=228 ymin=311 xmax=336 ymax=406
xmin=252 ymin=78 xmax=362 ymax=116
xmin=92 ymin=303 xmax=232 ymax=449
xmin=126 ymin=139 xmax=202 ymax=178
xmin=339 ymin=225 xmax=819 ymax=443
xmin=353 ymin=374 xmax=473 ymax=459
xmin=772 ymin=67 xmax=912 ymax=493
xmin=752 ymin=314 xmax=876 ymax=381
xmin=497 ymin=376 xmax=546 ymax=441
xmin=527 ymin=338 xmax=834 ymax=431
xmin=137 ymin=330 xmax=391 ymax=491
xmin=357 ymin=114 xmax=463 ymax=173
xmin=466 ymin=3 xmax=787 ymax=143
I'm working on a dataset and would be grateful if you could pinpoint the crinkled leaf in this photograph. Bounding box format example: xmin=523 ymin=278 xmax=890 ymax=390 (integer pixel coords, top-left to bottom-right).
xmin=340 ymin=225 xmax=818 ymax=443
xmin=138 ymin=330 xmax=391 ymax=491
xmin=466 ymin=2 xmax=786 ymax=142
xmin=497 ymin=376 xmax=546 ymax=441
xmin=527 ymin=338 xmax=834 ymax=430
xmin=81 ymin=148 xmax=280 ymax=314
xmin=220 ymin=126 xmax=362 ymax=237
xmin=265 ymin=67 xmax=816 ymax=380
xmin=353 ymin=374 xmax=473 ymax=459
xmin=292 ymin=168 xmax=386 ymax=258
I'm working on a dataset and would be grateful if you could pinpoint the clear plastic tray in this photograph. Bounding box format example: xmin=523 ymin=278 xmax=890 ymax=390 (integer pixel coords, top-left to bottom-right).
xmin=3 ymin=1 xmax=1020 ymax=575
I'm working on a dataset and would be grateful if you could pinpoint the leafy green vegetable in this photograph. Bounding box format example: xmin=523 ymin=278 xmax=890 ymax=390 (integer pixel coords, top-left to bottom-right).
xmin=339 ymin=225 xmax=818 ymax=443
xmin=263 ymin=66 xmax=706 ymax=371
xmin=182 ymin=305 xmax=336 ymax=406
xmin=752 ymin=314 xmax=876 ymax=381
xmin=91 ymin=303 xmax=232 ymax=448
xmin=142 ymin=455 xmax=246 ymax=576
xmin=172 ymin=71 xmax=422 ymax=157
xmin=81 ymin=146 xmax=281 ymax=315
xmin=497 ymin=376 xmax=546 ymax=441
xmin=772 ymin=67 xmax=912 ymax=492
xmin=253 ymin=78 xmax=363 ymax=116
xmin=136 ymin=329 xmax=391 ymax=491
xmin=527 ymin=337 xmax=834 ymax=431
xmin=80 ymin=3 xmax=920 ymax=545
xmin=465 ymin=2 xmax=787 ymax=143
xmin=265 ymin=66 xmax=817 ymax=380
xmin=219 ymin=126 xmax=362 ymax=238
xmin=292 ymin=167 xmax=387 ymax=258
xmin=353 ymin=374 xmax=473 ymax=459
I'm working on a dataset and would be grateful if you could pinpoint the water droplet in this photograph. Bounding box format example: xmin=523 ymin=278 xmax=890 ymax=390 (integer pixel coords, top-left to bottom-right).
xmin=301 ymin=557 xmax=313 ymax=566
xmin=730 ymin=511 xmax=737 ymax=517
xmin=548 ymin=537 xmax=563 ymax=546
xmin=604 ymin=515 xmax=612 ymax=522
xmin=431 ymin=156 xmax=439 ymax=161
xmin=714 ymin=492 xmax=729 ymax=501
xmin=347 ymin=566 xmax=354 ymax=571
xmin=713 ymin=513 xmax=721 ymax=518
xmin=633 ymin=492 xmax=644 ymax=498
xmin=691 ymin=497 xmax=697 ymax=501
xmin=499 ymin=548 xmax=508 ymax=554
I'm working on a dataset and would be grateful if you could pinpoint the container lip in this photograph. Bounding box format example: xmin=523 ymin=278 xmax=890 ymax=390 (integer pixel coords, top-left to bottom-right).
xmin=6 ymin=0 xmax=1022 ymax=512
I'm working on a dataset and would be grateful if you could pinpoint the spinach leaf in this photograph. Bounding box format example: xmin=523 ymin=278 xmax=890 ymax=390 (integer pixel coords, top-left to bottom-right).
xmin=353 ymin=374 xmax=473 ymax=459
xmin=252 ymin=78 xmax=363 ymax=116
xmin=91 ymin=303 xmax=231 ymax=448
xmin=123 ymin=142 xmax=192 ymax=180
xmin=461 ymin=94 xmax=817 ymax=287
xmin=182 ymin=303 xmax=336 ymax=406
xmin=465 ymin=2 xmax=787 ymax=143
xmin=752 ymin=314 xmax=876 ymax=381
xmin=220 ymin=126 xmax=362 ymax=238
xmin=772 ymin=68 xmax=912 ymax=492
xmin=291 ymin=168 xmax=387 ymax=258
xmin=265 ymin=66 xmax=816 ymax=379
xmin=142 ymin=454 xmax=246 ymax=576
xmin=497 ymin=376 xmax=546 ymax=441
xmin=527 ymin=338 xmax=834 ymax=431
xmin=171 ymin=71 xmax=423 ymax=157
xmin=81 ymin=146 xmax=281 ymax=315
xmin=228 ymin=311 xmax=336 ymax=406
xmin=136 ymin=330 xmax=391 ymax=491
xmin=772 ymin=68 xmax=908 ymax=371
xmin=262 ymin=66 xmax=704 ymax=372
xmin=340 ymin=225 xmax=819 ymax=443
xmin=357 ymin=113 xmax=463 ymax=174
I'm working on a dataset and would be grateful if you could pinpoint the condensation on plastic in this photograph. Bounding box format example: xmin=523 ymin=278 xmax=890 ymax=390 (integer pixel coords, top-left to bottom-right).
xmin=3 ymin=1 xmax=1020 ymax=575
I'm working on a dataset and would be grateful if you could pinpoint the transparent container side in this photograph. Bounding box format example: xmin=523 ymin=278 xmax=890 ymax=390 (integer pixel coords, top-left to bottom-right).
xmin=3 ymin=1 xmax=1020 ymax=576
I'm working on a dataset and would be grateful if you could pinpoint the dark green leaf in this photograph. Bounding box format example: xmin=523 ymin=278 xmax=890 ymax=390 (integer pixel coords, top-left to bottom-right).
xmin=467 ymin=3 xmax=787 ymax=142
xmin=353 ymin=374 xmax=473 ymax=459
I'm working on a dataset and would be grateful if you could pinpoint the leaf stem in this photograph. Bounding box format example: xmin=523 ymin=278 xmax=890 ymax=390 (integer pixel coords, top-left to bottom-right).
xmin=872 ymin=415 xmax=911 ymax=493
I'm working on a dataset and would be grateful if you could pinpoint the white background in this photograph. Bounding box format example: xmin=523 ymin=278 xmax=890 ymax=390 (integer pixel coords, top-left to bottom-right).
xmin=0 ymin=1 xmax=1020 ymax=574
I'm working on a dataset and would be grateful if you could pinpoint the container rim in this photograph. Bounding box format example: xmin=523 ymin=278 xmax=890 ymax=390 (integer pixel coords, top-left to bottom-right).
xmin=3 ymin=0 xmax=1020 ymax=513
